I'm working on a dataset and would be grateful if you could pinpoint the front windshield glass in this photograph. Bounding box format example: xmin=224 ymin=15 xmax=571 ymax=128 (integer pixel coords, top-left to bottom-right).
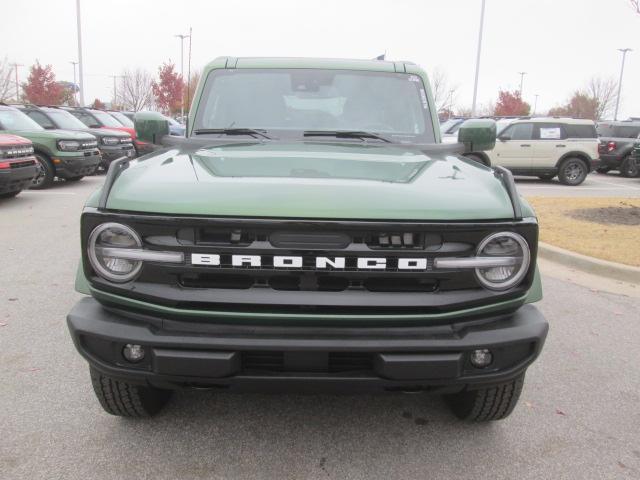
xmin=194 ymin=68 xmax=435 ymax=143
xmin=0 ymin=109 xmax=44 ymax=131
xmin=110 ymin=111 xmax=134 ymax=127
xmin=47 ymin=110 xmax=88 ymax=130
xmin=92 ymin=111 xmax=124 ymax=128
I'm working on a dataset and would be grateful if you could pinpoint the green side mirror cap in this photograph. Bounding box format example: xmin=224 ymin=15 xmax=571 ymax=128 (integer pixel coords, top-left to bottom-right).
xmin=134 ymin=111 xmax=170 ymax=145
xmin=457 ymin=119 xmax=497 ymax=153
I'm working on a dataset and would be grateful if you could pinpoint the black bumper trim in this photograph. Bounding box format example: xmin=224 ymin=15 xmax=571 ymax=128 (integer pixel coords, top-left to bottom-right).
xmin=67 ymin=297 xmax=548 ymax=391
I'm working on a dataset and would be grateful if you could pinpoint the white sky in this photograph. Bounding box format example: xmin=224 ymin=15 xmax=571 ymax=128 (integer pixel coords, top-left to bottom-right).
xmin=2 ymin=0 xmax=638 ymax=119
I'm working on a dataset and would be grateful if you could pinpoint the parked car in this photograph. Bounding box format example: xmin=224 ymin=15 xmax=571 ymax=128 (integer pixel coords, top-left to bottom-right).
xmin=596 ymin=120 xmax=640 ymax=177
xmin=440 ymin=117 xmax=467 ymax=143
xmin=16 ymin=105 xmax=135 ymax=171
xmin=0 ymin=134 xmax=38 ymax=198
xmin=114 ymin=111 xmax=185 ymax=137
xmin=67 ymin=57 xmax=547 ymax=422
xmin=62 ymin=107 xmax=153 ymax=157
xmin=465 ymin=117 xmax=599 ymax=185
xmin=0 ymin=105 xmax=101 ymax=189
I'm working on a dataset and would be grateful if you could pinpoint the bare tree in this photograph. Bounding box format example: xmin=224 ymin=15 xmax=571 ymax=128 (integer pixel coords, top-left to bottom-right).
xmin=429 ymin=68 xmax=458 ymax=113
xmin=0 ymin=57 xmax=14 ymax=102
xmin=586 ymin=76 xmax=617 ymax=120
xmin=119 ymin=68 xmax=155 ymax=111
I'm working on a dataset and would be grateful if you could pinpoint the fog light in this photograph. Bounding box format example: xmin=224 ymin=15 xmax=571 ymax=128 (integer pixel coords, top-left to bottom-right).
xmin=122 ymin=344 xmax=145 ymax=363
xmin=470 ymin=349 xmax=493 ymax=368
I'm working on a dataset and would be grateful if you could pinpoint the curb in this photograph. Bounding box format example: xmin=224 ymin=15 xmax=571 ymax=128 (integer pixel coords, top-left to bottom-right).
xmin=537 ymin=242 xmax=640 ymax=285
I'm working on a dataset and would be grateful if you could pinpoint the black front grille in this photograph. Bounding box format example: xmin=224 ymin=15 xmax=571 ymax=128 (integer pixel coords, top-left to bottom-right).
xmin=241 ymin=351 xmax=373 ymax=373
xmin=82 ymin=211 xmax=538 ymax=314
xmin=9 ymin=159 xmax=35 ymax=169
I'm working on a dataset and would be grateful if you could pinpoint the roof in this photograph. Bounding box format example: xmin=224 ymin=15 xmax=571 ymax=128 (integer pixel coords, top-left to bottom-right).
xmin=203 ymin=56 xmax=418 ymax=74
xmin=511 ymin=117 xmax=595 ymax=125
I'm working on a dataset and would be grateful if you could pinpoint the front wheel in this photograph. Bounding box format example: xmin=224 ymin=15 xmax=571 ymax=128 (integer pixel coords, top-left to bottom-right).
xmin=620 ymin=156 xmax=639 ymax=178
xmin=90 ymin=368 xmax=172 ymax=417
xmin=558 ymin=157 xmax=588 ymax=185
xmin=30 ymin=154 xmax=55 ymax=190
xmin=444 ymin=374 xmax=525 ymax=422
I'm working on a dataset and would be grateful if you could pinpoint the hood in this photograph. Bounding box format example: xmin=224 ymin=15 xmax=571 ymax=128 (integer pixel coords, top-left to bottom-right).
xmin=0 ymin=133 xmax=32 ymax=146
xmin=104 ymin=142 xmax=516 ymax=221
xmin=85 ymin=128 xmax=130 ymax=139
xmin=102 ymin=126 xmax=136 ymax=139
xmin=8 ymin=129 xmax=97 ymax=141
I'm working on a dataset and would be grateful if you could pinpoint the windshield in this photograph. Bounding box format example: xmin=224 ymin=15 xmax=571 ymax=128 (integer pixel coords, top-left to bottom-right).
xmin=47 ymin=110 xmax=88 ymax=130
xmin=194 ymin=68 xmax=435 ymax=143
xmin=0 ymin=109 xmax=44 ymax=131
xmin=92 ymin=111 xmax=124 ymax=128
xmin=110 ymin=111 xmax=134 ymax=127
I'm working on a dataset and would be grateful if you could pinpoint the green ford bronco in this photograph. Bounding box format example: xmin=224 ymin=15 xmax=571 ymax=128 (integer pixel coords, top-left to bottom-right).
xmin=67 ymin=57 xmax=548 ymax=421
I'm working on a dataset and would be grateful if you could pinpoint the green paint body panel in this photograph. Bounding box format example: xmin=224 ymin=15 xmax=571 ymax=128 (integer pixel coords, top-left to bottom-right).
xmin=0 ymin=128 xmax=96 ymax=158
xmin=104 ymin=142 xmax=516 ymax=220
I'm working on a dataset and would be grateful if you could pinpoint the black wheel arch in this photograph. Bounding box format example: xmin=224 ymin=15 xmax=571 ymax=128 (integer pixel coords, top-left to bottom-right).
xmin=555 ymin=151 xmax=591 ymax=171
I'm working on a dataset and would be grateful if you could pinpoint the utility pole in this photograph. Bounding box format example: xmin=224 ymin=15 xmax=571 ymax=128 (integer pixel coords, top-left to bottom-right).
xmin=471 ymin=0 xmax=486 ymax=116
xmin=76 ymin=0 xmax=85 ymax=106
xmin=614 ymin=48 xmax=632 ymax=121
xmin=533 ymin=94 xmax=539 ymax=116
xmin=109 ymin=75 xmax=122 ymax=109
xmin=448 ymin=89 xmax=454 ymax=117
xmin=175 ymin=33 xmax=191 ymax=119
xmin=518 ymin=71 xmax=527 ymax=98
xmin=70 ymin=61 xmax=78 ymax=105
xmin=10 ymin=63 xmax=23 ymax=101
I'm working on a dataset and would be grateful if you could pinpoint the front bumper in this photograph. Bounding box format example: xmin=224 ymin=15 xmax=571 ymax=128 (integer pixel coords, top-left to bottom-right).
xmin=99 ymin=144 xmax=136 ymax=165
xmin=0 ymin=158 xmax=38 ymax=193
xmin=67 ymin=297 xmax=548 ymax=393
xmin=53 ymin=150 xmax=102 ymax=178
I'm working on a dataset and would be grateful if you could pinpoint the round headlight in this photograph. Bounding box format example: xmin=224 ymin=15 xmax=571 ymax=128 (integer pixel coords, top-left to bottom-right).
xmin=475 ymin=232 xmax=530 ymax=291
xmin=102 ymin=136 xmax=119 ymax=146
xmin=57 ymin=140 xmax=80 ymax=151
xmin=88 ymin=223 xmax=142 ymax=283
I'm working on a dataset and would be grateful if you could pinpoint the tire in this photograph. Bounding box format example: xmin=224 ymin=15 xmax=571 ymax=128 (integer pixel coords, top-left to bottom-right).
xmin=65 ymin=176 xmax=84 ymax=182
xmin=0 ymin=190 xmax=21 ymax=199
xmin=557 ymin=157 xmax=588 ymax=186
xmin=596 ymin=167 xmax=611 ymax=174
xmin=90 ymin=368 xmax=172 ymax=417
xmin=30 ymin=153 xmax=55 ymax=190
xmin=620 ymin=156 xmax=639 ymax=178
xmin=444 ymin=374 xmax=525 ymax=422
xmin=465 ymin=154 xmax=489 ymax=166
xmin=537 ymin=173 xmax=555 ymax=181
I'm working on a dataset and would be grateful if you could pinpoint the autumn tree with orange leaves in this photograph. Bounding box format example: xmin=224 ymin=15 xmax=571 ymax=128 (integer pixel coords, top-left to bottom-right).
xmin=152 ymin=63 xmax=184 ymax=116
xmin=22 ymin=62 xmax=63 ymax=105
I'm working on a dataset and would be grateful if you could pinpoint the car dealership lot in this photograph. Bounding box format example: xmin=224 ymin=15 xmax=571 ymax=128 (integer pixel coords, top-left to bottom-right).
xmin=1 ymin=177 xmax=639 ymax=480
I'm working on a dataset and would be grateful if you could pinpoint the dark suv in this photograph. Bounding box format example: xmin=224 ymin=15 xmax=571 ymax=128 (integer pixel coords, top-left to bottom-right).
xmin=16 ymin=105 xmax=135 ymax=170
xmin=596 ymin=121 xmax=640 ymax=177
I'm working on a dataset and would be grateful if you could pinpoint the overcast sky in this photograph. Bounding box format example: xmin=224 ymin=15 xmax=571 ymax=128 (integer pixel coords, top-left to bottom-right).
xmin=2 ymin=0 xmax=638 ymax=118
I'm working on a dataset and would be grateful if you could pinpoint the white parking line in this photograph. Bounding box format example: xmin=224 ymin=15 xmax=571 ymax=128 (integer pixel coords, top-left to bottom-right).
xmin=589 ymin=179 xmax=640 ymax=190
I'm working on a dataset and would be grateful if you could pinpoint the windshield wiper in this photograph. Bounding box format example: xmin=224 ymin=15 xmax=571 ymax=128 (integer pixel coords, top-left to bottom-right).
xmin=194 ymin=128 xmax=272 ymax=140
xmin=303 ymin=130 xmax=392 ymax=143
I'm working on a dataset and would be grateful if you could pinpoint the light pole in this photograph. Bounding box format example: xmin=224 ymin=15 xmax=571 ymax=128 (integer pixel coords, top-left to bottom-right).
xmin=109 ymin=75 xmax=122 ymax=109
xmin=76 ymin=0 xmax=85 ymax=106
xmin=613 ymin=48 xmax=632 ymax=121
xmin=175 ymin=33 xmax=190 ymax=119
xmin=471 ymin=0 xmax=486 ymax=116
xmin=518 ymin=71 xmax=527 ymax=98
xmin=448 ymin=89 xmax=454 ymax=117
xmin=70 ymin=61 xmax=78 ymax=105
xmin=10 ymin=63 xmax=23 ymax=101
xmin=533 ymin=94 xmax=539 ymax=116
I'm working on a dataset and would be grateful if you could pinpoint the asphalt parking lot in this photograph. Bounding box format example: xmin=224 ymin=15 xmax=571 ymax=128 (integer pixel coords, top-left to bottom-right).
xmin=1 ymin=176 xmax=639 ymax=480
xmin=516 ymin=172 xmax=640 ymax=198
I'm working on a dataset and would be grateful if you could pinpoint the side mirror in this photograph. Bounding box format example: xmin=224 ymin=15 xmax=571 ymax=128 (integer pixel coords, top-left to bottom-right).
xmin=134 ymin=111 xmax=170 ymax=145
xmin=498 ymin=134 xmax=511 ymax=141
xmin=457 ymin=119 xmax=496 ymax=153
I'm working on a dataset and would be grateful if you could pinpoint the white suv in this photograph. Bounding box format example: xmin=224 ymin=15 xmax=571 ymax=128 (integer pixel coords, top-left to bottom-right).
xmin=466 ymin=117 xmax=600 ymax=185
